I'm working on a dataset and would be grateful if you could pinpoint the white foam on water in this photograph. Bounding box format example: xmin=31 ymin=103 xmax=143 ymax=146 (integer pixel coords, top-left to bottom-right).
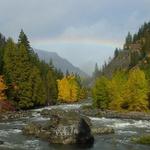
xmin=0 ymin=142 xmax=24 ymax=149
xmin=24 ymin=139 xmax=42 ymax=150
xmin=117 ymin=130 xmax=137 ymax=135
xmin=0 ymin=130 xmax=9 ymax=137
xmin=0 ymin=140 xmax=43 ymax=150
xmin=89 ymin=116 xmax=150 ymax=129
xmin=117 ymin=138 xmax=130 ymax=144
xmin=8 ymin=129 xmax=22 ymax=134
xmin=31 ymin=116 xmax=50 ymax=121
xmin=131 ymin=120 xmax=150 ymax=128
xmin=32 ymin=112 xmax=41 ymax=117
xmin=0 ymin=122 xmax=11 ymax=125
xmin=89 ymin=117 xmax=118 ymax=122
xmin=32 ymin=102 xmax=91 ymax=112
xmin=0 ymin=129 xmax=22 ymax=137
xmin=108 ymin=122 xmax=131 ymax=129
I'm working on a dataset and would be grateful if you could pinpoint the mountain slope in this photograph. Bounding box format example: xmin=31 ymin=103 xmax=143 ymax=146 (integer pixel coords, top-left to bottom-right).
xmin=34 ymin=49 xmax=88 ymax=77
xmin=101 ymin=22 xmax=150 ymax=77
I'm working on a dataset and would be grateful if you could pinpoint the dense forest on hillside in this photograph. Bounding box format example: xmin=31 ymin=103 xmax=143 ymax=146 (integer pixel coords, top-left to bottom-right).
xmin=92 ymin=22 xmax=150 ymax=112
xmin=0 ymin=30 xmax=86 ymax=110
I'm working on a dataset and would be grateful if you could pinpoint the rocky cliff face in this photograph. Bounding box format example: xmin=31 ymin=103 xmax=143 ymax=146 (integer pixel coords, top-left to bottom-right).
xmin=101 ymin=22 xmax=150 ymax=77
xmin=102 ymin=50 xmax=131 ymax=77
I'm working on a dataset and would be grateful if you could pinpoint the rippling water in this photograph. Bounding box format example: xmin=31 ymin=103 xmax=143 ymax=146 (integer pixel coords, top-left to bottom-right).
xmin=0 ymin=103 xmax=150 ymax=150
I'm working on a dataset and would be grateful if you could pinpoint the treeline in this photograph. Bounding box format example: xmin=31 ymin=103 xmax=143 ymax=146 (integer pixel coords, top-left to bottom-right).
xmin=92 ymin=21 xmax=150 ymax=112
xmin=0 ymin=30 xmax=63 ymax=109
xmin=0 ymin=30 xmax=87 ymax=110
xmin=92 ymin=68 xmax=150 ymax=112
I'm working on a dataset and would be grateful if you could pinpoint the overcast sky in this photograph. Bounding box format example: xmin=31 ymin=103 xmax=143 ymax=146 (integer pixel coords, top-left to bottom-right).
xmin=0 ymin=0 xmax=150 ymax=75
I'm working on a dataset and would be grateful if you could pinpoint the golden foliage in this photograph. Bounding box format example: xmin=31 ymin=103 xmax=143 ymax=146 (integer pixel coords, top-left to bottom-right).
xmin=92 ymin=68 xmax=149 ymax=112
xmin=125 ymin=68 xmax=149 ymax=111
xmin=0 ymin=76 xmax=7 ymax=101
xmin=57 ymin=75 xmax=81 ymax=102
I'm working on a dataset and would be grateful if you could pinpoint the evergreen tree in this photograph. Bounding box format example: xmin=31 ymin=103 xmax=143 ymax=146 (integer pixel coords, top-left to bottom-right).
xmin=18 ymin=29 xmax=30 ymax=50
xmin=92 ymin=76 xmax=110 ymax=109
xmin=124 ymin=32 xmax=132 ymax=49
xmin=29 ymin=66 xmax=46 ymax=106
xmin=18 ymin=29 xmax=39 ymax=65
xmin=66 ymin=69 xmax=70 ymax=76
xmin=0 ymin=33 xmax=6 ymax=74
xmin=46 ymin=70 xmax=58 ymax=105
xmin=55 ymin=68 xmax=64 ymax=79
xmin=93 ymin=63 xmax=99 ymax=78
xmin=114 ymin=48 xmax=119 ymax=58
xmin=4 ymin=40 xmax=33 ymax=108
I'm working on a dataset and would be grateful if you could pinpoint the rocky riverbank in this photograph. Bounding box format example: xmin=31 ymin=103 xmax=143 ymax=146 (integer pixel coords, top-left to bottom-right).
xmin=0 ymin=103 xmax=150 ymax=149
xmin=79 ymin=106 xmax=150 ymax=120
xmin=2 ymin=105 xmax=150 ymax=147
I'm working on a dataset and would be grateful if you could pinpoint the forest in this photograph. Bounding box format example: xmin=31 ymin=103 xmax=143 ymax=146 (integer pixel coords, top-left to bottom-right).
xmin=0 ymin=30 xmax=86 ymax=110
xmin=92 ymin=22 xmax=150 ymax=112
xmin=1 ymin=22 xmax=150 ymax=112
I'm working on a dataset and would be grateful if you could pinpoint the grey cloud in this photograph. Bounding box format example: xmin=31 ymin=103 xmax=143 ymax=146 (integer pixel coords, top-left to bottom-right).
xmin=0 ymin=0 xmax=150 ymax=74
xmin=0 ymin=0 xmax=150 ymax=40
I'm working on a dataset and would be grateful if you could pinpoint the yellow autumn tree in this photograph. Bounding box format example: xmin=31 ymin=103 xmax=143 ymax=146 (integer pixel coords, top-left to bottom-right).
xmin=125 ymin=68 xmax=149 ymax=111
xmin=57 ymin=75 xmax=80 ymax=102
xmin=0 ymin=76 xmax=7 ymax=101
xmin=108 ymin=71 xmax=127 ymax=111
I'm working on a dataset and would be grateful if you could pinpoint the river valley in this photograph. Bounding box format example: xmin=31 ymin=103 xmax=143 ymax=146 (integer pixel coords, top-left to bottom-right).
xmin=0 ymin=102 xmax=150 ymax=150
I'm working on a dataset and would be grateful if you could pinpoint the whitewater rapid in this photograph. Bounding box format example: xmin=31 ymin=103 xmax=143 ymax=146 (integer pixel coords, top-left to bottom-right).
xmin=0 ymin=103 xmax=150 ymax=150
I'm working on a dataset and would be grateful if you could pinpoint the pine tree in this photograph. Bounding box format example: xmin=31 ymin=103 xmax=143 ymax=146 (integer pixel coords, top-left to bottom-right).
xmin=124 ymin=32 xmax=132 ymax=50
xmin=46 ymin=70 xmax=58 ymax=104
xmin=29 ymin=66 xmax=46 ymax=106
xmin=93 ymin=63 xmax=99 ymax=78
xmin=66 ymin=69 xmax=70 ymax=76
xmin=0 ymin=33 xmax=6 ymax=74
xmin=18 ymin=29 xmax=30 ymax=50
xmin=92 ymin=76 xmax=110 ymax=109
xmin=114 ymin=48 xmax=119 ymax=58
xmin=3 ymin=40 xmax=33 ymax=108
xmin=55 ymin=68 xmax=64 ymax=79
xmin=18 ymin=29 xmax=38 ymax=65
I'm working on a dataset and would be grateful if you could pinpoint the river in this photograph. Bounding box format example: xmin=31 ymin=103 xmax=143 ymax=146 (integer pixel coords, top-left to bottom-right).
xmin=0 ymin=103 xmax=150 ymax=150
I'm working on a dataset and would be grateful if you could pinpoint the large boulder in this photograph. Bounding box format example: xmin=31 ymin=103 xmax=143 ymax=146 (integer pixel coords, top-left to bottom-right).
xmin=23 ymin=111 xmax=94 ymax=147
xmin=0 ymin=141 xmax=4 ymax=145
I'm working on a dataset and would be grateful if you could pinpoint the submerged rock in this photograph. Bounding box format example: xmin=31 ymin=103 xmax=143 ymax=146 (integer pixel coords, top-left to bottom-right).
xmin=91 ymin=127 xmax=114 ymax=135
xmin=131 ymin=134 xmax=150 ymax=145
xmin=0 ymin=141 xmax=4 ymax=145
xmin=0 ymin=111 xmax=32 ymax=121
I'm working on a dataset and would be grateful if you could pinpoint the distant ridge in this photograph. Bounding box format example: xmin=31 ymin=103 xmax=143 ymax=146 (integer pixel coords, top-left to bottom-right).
xmin=34 ymin=49 xmax=88 ymax=77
